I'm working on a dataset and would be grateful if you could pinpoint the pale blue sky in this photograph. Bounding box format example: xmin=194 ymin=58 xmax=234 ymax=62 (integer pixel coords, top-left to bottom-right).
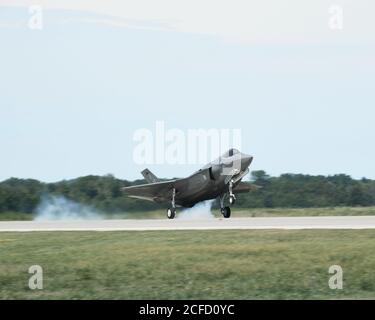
xmin=1 ymin=3 xmax=375 ymax=181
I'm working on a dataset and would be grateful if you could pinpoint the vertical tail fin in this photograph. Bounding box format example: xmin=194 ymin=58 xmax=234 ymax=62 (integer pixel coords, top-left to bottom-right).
xmin=141 ymin=169 xmax=160 ymax=183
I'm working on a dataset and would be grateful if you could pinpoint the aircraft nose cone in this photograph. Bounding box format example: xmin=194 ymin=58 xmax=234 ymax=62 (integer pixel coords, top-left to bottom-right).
xmin=241 ymin=154 xmax=253 ymax=170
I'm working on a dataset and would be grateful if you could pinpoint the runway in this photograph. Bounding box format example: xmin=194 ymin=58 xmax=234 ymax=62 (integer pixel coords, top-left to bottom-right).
xmin=0 ymin=216 xmax=375 ymax=232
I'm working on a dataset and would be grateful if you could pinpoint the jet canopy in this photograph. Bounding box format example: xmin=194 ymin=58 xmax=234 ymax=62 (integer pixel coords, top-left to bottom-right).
xmin=222 ymin=148 xmax=240 ymax=157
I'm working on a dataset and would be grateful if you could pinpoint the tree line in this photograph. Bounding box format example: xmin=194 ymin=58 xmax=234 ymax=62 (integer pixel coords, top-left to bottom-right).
xmin=1 ymin=171 xmax=375 ymax=215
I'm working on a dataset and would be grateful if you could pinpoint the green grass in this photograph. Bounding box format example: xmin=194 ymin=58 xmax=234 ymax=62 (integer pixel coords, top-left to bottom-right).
xmin=1 ymin=230 xmax=375 ymax=299
xmin=2 ymin=206 xmax=375 ymax=221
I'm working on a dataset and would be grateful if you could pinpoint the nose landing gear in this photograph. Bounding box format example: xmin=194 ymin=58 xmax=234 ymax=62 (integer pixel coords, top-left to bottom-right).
xmin=228 ymin=179 xmax=236 ymax=205
xmin=167 ymin=188 xmax=176 ymax=219
xmin=219 ymin=179 xmax=238 ymax=218
xmin=219 ymin=193 xmax=231 ymax=218
xmin=167 ymin=207 xmax=176 ymax=219
xmin=229 ymin=195 xmax=236 ymax=205
xmin=221 ymin=206 xmax=231 ymax=218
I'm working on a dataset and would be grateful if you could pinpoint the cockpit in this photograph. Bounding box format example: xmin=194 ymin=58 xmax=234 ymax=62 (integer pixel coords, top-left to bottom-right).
xmin=222 ymin=148 xmax=240 ymax=157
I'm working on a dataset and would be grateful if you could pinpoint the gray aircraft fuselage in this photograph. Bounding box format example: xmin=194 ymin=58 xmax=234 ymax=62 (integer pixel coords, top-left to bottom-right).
xmin=122 ymin=149 xmax=254 ymax=213
xmin=174 ymin=151 xmax=253 ymax=207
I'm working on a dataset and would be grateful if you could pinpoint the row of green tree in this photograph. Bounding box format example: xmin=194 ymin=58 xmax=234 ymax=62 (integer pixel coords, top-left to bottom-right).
xmin=1 ymin=171 xmax=375 ymax=214
xmin=236 ymin=171 xmax=375 ymax=208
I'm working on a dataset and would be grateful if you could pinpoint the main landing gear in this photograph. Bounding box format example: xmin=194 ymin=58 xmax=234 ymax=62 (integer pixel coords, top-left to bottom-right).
xmin=167 ymin=188 xmax=176 ymax=219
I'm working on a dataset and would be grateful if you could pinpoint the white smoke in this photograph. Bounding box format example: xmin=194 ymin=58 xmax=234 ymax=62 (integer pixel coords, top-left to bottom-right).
xmin=177 ymin=200 xmax=215 ymax=220
xmin=34 ymin=195 xmax=102 ymax=221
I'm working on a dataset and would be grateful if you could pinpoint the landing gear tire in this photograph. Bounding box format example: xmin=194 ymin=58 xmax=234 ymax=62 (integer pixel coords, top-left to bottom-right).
xmin=229 ymin=195 xmax=236 ymax=205
xmin=221 ymin=206 xmax=231 ymax=218
xmin=167 ymin=208 xmax=176 ymax=219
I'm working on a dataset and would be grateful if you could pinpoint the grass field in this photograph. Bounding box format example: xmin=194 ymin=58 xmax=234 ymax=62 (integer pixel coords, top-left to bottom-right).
xmin=2 ymin=206 xmax=375 ymax=221
xmin=1 ymin=229 xmax=375 ymax=299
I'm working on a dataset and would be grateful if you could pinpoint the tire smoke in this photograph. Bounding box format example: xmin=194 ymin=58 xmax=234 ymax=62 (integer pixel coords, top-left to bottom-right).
xmin=34 ymin=195 xmax=102 ymax=221
xmin=177 ymin=200 xmax=215 ymax=220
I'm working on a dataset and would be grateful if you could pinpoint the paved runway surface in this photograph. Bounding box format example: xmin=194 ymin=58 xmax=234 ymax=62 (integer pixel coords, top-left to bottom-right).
xmin=0 ymin=216 xmax=375 ymax=232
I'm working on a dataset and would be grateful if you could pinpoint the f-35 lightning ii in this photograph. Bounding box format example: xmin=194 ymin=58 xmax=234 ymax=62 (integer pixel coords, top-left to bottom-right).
xmin=122 ymin=149 xmax=256 ymax=219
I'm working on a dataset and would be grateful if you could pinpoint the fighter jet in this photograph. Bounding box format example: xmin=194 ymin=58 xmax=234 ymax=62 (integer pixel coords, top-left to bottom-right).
xmin=122 ymin=149 xmax=255 ymax=219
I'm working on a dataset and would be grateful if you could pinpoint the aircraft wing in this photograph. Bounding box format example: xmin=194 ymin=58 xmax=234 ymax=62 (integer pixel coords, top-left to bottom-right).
xmin=122 ymin=180 xmax=179 ymax=203
xmin=233 ymin=182 xmax=261 ymax=194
